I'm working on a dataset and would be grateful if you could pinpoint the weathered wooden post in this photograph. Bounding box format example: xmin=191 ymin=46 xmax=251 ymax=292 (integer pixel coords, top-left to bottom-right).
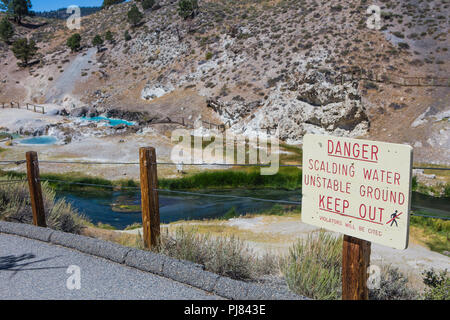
xmin=139 ymin=147 xmax=160 ymax=248
xmin=26 ymin=151 xmax=46 ymax=227
xmin=342 ymin=235 xmax=371 ymax=300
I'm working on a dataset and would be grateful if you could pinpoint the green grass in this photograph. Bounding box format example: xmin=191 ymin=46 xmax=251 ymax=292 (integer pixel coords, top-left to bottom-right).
xmin=279 ymin=143 xmax=302 ymax=164
xmin=412 ymin=176 xmax=450 ymax=197
xmin=96 ymin=222 xmax=117 ymax=230
xmin=0 ymin=169 xmax=138 ymax=192
xmin=411 ymin=214 xmax=450 ymax=254
xmin=159 ymin=166 xmax=302 ymax=190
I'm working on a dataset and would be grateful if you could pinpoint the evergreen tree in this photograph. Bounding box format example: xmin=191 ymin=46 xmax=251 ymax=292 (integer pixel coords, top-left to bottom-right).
xmin=0 ymin=0 xmax=32 ymax=24
xmin=66 ymin=33 xmax=81 ymax=52
xmin=92 ymin=34 xmax=104 ymax=49
xmin=11 ymin=37 xmax=37 ymax=66
xmin=105 ymin=30 xmax=114 ymax=42
xmin=141 ymin=0 xmax=155 ymax=10
xmin=124 ymin=30 xmax=131 ymax=41
xmin=177 ymin=0 xmax=198 ymax=20
xmin=127 ymin=4 xmax=143 ymax=27
xmin=0 ymin=17 xmax=14 ymax=44
xmin=102 ymin=0 xmax=125 ymax=9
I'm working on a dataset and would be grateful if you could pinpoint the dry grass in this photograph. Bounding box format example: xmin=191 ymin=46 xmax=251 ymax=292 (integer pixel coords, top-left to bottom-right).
xmin=0 ymin=176 xmax=85 ymax=233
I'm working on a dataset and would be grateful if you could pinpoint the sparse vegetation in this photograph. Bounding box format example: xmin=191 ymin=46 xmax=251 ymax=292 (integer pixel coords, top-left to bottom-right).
xmin=422 ymin=268 xmax=449 ymax=300
xmin=369 ymin=266 xmax=418 ymax=300
xmin=281 ymin=231 xmax=342 ymax=300
xmin=0 ymin=176 xmax=85 ymax=234
xmin=156 ymin=227 xmax=277 ymax=280
xmin=282 ymin=231 xmax=418 ymax=300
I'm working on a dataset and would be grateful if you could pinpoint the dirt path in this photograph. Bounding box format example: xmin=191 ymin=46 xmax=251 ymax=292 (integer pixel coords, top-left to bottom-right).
xmin=45 ymin=48 xmax=97 ymax=103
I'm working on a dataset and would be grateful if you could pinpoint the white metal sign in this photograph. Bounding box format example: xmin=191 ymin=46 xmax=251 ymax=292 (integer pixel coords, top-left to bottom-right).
xmin=301 ymin=134 xmax=413 ymax=249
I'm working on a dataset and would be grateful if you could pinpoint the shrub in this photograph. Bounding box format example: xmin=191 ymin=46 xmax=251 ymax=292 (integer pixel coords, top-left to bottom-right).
xmin=205 ymin=51 xmax=213 ymax=60
xmin=223 ymin=206 xmax=239 ymax=219
xmin=0 ymin=177 xmax=85 ymax=234
xmin=282 ymin=232 xmax=417 ymax=300
xmin=157 ymin=227 xmax=277 ymax=280
xmin=281 ymin=231 xmax=342 ymax=300
xmin=422 ymin=268 xmax=449 ymax=300
xmin=92 ymin=34 xmax=104 ymax=49
xmin=124 ymin=30 xmax=131 ymax=41
xmin=398 ymin=42 xmax=410 ymax=50
xmin=104 ymin=30 xmax=114 ymax=42
xmin=66 ymin=33 xmax=81 ymax=52
xmin=369 ymin=266 xmax=418 ymax=300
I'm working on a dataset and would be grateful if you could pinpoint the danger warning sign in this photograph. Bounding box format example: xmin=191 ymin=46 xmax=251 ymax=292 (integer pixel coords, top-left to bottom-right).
xmin=301 ymin=134 xmax=413 ymax=250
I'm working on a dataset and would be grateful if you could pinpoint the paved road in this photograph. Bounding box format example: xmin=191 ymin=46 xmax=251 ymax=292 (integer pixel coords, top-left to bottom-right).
xmin=0 ymin=233 xmax=222 ymax=300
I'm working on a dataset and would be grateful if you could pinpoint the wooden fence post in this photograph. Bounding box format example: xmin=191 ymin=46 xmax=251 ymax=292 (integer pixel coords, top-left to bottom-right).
xmin=139 ymin=147 xmax=160 ymax=249
xmin=342 ymin=235 xmax=371 ymax=300
xmin=26 ymin=151 xmax=46 ymax=227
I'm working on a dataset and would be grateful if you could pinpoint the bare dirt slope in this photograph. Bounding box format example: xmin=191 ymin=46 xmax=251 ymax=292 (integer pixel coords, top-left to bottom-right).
xmin=0 ymin=0 xmax=449 ymax=163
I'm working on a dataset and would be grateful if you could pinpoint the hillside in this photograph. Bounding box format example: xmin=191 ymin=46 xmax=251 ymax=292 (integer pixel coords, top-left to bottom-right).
xmin=0 ymin=0 xmax=449 ymax=164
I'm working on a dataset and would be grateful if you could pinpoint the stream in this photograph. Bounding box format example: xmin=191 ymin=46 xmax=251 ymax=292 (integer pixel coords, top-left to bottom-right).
xmin=55 ymin=189 xmax=450 ymax=230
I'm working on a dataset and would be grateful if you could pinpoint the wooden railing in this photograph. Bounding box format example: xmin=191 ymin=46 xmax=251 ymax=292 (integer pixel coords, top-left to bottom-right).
xmin=1 ymin=102 xmax=45 ymax=114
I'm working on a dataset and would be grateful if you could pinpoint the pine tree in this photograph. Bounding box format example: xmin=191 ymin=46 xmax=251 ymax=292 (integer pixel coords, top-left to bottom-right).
xmin=0 ymin=17 xmax=14 ymax=44
xmin=66 ymin=33 xmax=81 ymax=52
xmin=92 ymin=34 xmax=104 ymax=50
xmin=102 ymin=0 xmax=125 ymax=9
xmin=105 ymin=30 xmax=114 ymax=42
xmin=141 ymin=0 xmax=155 ymax=10
xmin=124 ymin=30 xmax=131 ymax=41
xmin=0 ymin=0 xmax=32 ymax=24
xmin=11 ymin=37 xmax=37 ymax=66
xmin=127 ymin=4 xmax=143 ymax=27
xmin=177 ymin=0 xmax=198 ymax=20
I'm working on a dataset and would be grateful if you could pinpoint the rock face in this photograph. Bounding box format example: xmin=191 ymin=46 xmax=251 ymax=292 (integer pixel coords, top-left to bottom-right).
xmin=141 ymin=83 xmax=174 ymax=101
xmin=207 ymin=70 xmax=369 ymax=143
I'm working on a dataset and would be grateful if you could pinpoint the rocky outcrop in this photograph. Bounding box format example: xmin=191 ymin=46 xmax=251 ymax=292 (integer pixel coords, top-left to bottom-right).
xmin=141 ymin=83 xmax=174 ymax=101
xmin=206 ymin=99 xmax=262 ymax=126
xmin=207 ymin=70 xmax=369 ymax=143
